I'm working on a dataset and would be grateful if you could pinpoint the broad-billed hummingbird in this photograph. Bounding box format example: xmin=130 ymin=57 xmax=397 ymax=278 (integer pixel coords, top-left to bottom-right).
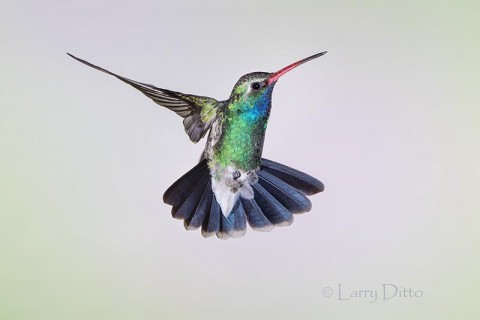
xmin=68 ymin=51 xmax=327 ymax=239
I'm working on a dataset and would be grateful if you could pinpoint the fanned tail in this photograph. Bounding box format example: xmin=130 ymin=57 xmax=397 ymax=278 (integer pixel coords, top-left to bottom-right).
xmin=163 ymin=158 xmax=324 ymax=239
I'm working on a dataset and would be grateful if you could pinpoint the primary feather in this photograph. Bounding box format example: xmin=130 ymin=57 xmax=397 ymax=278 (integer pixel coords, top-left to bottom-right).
xmin=67 ymin=53 xmax=218 ymax=143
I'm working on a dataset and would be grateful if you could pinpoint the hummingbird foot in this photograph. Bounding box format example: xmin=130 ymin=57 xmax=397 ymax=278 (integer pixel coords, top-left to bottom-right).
xmin=232 ymin=170 xmax=241 ymax=180
xmin=210 ymin=165 xmax=259 ymax=217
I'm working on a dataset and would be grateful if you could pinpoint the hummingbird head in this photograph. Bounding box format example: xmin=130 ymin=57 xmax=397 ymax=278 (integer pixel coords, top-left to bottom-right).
xmin=229 ymin=72 xmax=273 ymax=102
xmin=228 ymin=51 xmax=327 ymax=116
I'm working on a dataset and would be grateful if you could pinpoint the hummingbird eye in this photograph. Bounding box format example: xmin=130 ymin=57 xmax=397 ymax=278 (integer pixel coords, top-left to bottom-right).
xmin=251 ymin=82 xmax=261 ymax=91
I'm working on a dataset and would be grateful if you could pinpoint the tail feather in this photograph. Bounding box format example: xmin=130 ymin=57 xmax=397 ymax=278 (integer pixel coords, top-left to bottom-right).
xmin=261 ymin=158 xmax=324 ymax=195
xmin=184 ymin=180 xmax=212 ymax=230
xmin=257 ymin=170 xmax=312 ymax=214
xmin=217 ymin=211 xmax=235 ymax=240
xmin=171 ymin=173 xmax=209 ymax=220
xmin=163 ymin=160 xmax=209 ymax=207
xmin=216 ymin=201 xmax=250 ymax=239
xmin=240 ymin=198 xmax=274 ymax=231
xmin=231 ymin=201 xmax=247 ymax=238
xmin=163 ymin=158 xmax=324 ymax=239
xmin=202 ymin=196 xmax=221 ymax=237
xmin=252 ymin=183 xmax=293 ymax=226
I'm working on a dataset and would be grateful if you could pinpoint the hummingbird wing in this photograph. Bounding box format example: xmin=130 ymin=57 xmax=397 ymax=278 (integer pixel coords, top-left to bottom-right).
xmin=68 ymin=53 xmax=219 ymax=143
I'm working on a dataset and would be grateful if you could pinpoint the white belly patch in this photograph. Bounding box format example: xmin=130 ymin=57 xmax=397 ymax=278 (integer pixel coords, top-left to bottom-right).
xmin=210 ymin=165 xmax=258 ymax=217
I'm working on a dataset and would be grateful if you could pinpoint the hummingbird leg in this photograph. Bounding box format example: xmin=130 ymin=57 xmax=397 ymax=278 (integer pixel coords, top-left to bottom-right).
xmin=209 ymin=163 xmax=259 ymax=216
xmin=227 ymin=166 xmax=242 ymax=180
xmin=232 ymin=171 xmax=241 ymax=180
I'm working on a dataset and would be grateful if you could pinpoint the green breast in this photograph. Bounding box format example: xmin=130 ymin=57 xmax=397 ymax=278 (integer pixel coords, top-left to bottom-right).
xmin=213 ymin=97 xmax=272 ymax=171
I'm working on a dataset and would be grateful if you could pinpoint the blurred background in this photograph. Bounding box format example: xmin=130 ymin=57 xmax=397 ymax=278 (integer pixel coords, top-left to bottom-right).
xmin=1 ymin=0 xmax=479 ymax=319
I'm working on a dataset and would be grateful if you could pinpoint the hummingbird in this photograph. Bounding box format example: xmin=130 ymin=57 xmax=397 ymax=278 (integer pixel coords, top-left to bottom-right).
xmin=68 ymin=51 xmax=326 ymax=239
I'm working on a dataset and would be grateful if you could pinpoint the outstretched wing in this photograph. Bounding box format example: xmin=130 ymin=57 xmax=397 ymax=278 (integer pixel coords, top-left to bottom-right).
xmin=68 ymin=53 xmax=219 ymax=143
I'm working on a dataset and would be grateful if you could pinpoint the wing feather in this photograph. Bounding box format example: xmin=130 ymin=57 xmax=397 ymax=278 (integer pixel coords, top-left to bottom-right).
xmin=68 ymin=53 xmax=219 ymax=142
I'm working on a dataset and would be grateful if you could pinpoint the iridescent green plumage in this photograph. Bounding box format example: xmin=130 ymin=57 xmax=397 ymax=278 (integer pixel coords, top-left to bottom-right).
xmin=213 ymin=73 xmax=274 ymax=171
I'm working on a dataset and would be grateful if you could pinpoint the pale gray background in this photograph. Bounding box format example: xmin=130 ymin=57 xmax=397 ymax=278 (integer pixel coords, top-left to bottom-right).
xmin=1 ymin=1 xmax=479 ymax=319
